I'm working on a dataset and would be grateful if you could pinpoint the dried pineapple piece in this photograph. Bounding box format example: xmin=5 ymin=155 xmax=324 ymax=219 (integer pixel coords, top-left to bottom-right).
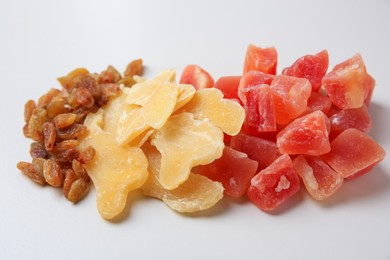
xmin=181 ymin=88 xmax=245 ymax=135
xmin=142 ymin=143 xmax=224 ymax=212
xmin=78 ymin=110 xmax=148 ymax=220
xmin=125 ymin=70 xmax=180 ymax=129
xmin=103 ymin=88 xmax=150 ymax=147
xmin=151 ymin=112 xmax=224 ymax=190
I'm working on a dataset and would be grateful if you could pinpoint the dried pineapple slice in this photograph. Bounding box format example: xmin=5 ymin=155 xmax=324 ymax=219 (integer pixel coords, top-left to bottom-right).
xmin=151 ymin=112 xmax=224 ymax=190
xmin=125 ymin=70 xmax=180 ymax=129
xmin=103 ymin=88 xmax=149 ymax=147
xmin=78 ymin=110 xmax=148 ymax=220
xmin=181 ymin=88 xmax=245 ymax=135
xmin=142 ymin=143 xmax=224 ymax=212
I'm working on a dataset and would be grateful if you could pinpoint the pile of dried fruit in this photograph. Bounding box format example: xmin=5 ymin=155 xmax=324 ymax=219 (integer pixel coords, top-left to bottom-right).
xmin=17 ymin=45 xmax=386 ymax=220
xmin=17 ymin=59 xmax=144 ymax=203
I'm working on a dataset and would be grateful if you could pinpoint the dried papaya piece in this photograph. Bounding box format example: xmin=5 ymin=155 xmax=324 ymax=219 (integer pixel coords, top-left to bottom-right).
xmin=151 ymin=112 xmax=224 ymax=190
xmin=142 ymin=143 xmax=224 ymax=212
xmin=78 ymin=110 xmax=148 ymax=220
xmin=181 ymin=88 xmax=245 ymax=136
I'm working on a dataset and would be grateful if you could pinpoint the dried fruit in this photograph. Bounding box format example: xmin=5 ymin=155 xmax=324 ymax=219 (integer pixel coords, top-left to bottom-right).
xmin=124 ymin=59 xmax=143 ymax=77
xmin=53 ymin=113 xmax=77 ymax=129
xmin=42 ymin=122 xmax=56 ymax=151
xmin=142 ymin=143 xmax=224 ymax=212
xmin=151 ymin=112 xmax=224 ymax=190
xmin=17 ymin=161 xmax=46 ymax=185
xmin=43 ymin=159 xmax=63 ymax=187
xmin=24 ymin=100 xmax=37 ymax=123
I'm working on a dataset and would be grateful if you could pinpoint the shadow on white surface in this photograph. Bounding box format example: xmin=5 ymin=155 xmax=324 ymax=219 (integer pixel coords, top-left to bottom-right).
xmin=368 ymin=102 xmax=388 ymax=144
xmin=109 ymin=190 xmax=149 ymax=223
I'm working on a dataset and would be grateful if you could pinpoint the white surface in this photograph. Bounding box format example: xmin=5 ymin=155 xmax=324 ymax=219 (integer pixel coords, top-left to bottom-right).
xmin=1 ymin=0 xmax=389 ymax=259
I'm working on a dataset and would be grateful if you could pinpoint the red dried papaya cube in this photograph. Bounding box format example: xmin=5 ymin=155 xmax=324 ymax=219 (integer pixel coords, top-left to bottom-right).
xmin=270 ymin=75 xmax=312 ymax=125
xmin=230 ymin=132 xmax=281 ymax=172
xmin=329 ymin=105 xmax=371 ymax=140
xmin=243 ymin=45 xmax=278 ymax=75
xmin=293 ymin=156 xmax=343 ymax=200
xmin=322 ymin=54 xmax=370 ymax=109
xmin=239 ymin=84 xmax=276 ymax=133
xmin=239 ymin=71 xmax=275 ymax=90
xmin=180 ymin=64 xmax=214 ymax=90
xmin=282 ymin=50 xmax=329 ymax=92
xmin=195 ymin=146 xmax=258 ymax=198
xmin=305 ymin=91 xmax=332 ymax=115
xmin=214 ymin=76 xmax=241 ymax=101
xmin=247 ymin=154 xmax=300 ymax=211
xmin=322 ymin=128 xmax=385 ymax=178
xmin=277 ymin=110 xmax=331 ymax=156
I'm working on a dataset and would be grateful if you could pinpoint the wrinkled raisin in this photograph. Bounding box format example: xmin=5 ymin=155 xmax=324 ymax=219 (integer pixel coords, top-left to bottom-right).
xmin=53 ymin=113 xmax=77 ymax=129
xmin=28 ymin=108 xmax=47 ymax=142
xmin=46 ymin=98 xmax=69 ymax=118
xmin=124 ymin=59 xmax=143 ymax=77
xmin=72 ymin=159 xmax=89 ymax=180
xmin=38 ymin=88 xmax=61 ymax=108
xmin=99 ymin=65 xmax=122 ymax=83
xmin=17 ymin=161 xmax=46 ymax=185
xmin=43 ymin=122 xmax=56 ymax=151
xmin=51 ymin=140 xmax=79 ymax=152
xmin=56 ymin=124 xmax=86 ymax=139
xmin=78 ymin=145 xmax=96 ymax=164
xmin=74 ymin=75 xmax=100 ymax=98
xmin=63 ymin=168 xmax=78 ymax=198
xmin=43 ymin=159 xmax=63 ymax=187
xmin=76 ymin=87 xmax=94 ymax=108
xmin=24 ymin=100 xmax=37 ymax=123
xmin=66 ymin=178 xmax=90 ymax=203
xmin=30 ymin=142 xmax=47 ymax=158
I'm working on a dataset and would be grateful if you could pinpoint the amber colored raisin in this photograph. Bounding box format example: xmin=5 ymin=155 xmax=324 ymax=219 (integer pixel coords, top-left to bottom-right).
xmin=124 ymin=59 xmax=143 ymax=77
xmin=76 ymin=87 xmax=94 ymax=108
xmin=38 ymin=88 xmax=61 ymax=108
xmin=46 ymin=98 xmax=69 ymax=118
xmin=56 ymin=124 xmax=86 ymax=140
xmin=32 ymin=158 xmax=46 ymax=176
xmin=53 ymin=113 xmax=77 ymax=129
xmin=28 ymin=108 xmax=47 ymax=142
xmin=17 ymin=161 xmax=46 ymax=185
xmin=57 ymin=68 xmax=90 ymax=92
xmin=78 ymin=145 xmax=96 ymax=164
xmin=99 ymin=65 xmax=122 ymax=83
xmin=72 ymin=159 xmax=89 ymax=180
xmin=51 ymin=140 xmax=79 ymax=153
xmin=53 ymin=148 xmax=80 ymax=162
xmin=67 ymin=88 xmax=81 ymax=109
xmin=30 ymin=142 xmax=47 ymax=158
xmin=74 ymin=75 xmax=100 ymax=98
xmin=43 ymin=122 xmax=56 ymax=151
xmin=66 ymin=178 xmax=90 ymax=203
xmin=63 ymin=168 xmax=78 ymax=198
xmin=23 ymin=124 xmax=31 ymax=138
xmin=24 ymin=100 xmax=37 ymax=123
xmin=72 ymin=106 xmax=90 ymax=123
xmin=43 ymin=159 xmax=63 ymax=187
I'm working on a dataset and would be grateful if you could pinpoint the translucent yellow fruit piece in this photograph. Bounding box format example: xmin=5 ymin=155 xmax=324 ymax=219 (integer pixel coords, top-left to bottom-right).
xmin=103 ymin=88 xmax=150 ymax=147
xmin=78 ymin=110 xmax=148 ymax=220
xmin=181 ymin=88 xmax=245 ymax=136
xmin=174 ymin=83 xmax=196 ymax=111
xmin=141 ymin=143 xmax=224 ymax=212
xmin=151 ymin=112 xmax=224 ymax=190
xmin=125 ymin=70 xmax=180 ymax=129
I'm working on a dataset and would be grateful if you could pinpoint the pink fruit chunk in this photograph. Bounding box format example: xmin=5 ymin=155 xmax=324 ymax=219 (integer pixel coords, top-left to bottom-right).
xmin=322 ymin=128 xmax=385 ymax=178
xmin=322 ymin=54 xmax=370 ymax=110
xmin=239 ymin=84 xmax=276 ymax=133
xmin=180 ymin=64 xmax=214 ymax=90
xmin=195 ymin=146 xmax=258 ymax=198
xmin=270 ymin=75 xmax=312 ymax=125
xmin=244 ymin=45 xmax=278 ymax=75
xmin=239 ymin=71 xmax=275 ymax=90
xmin=214 ymin=76 xmax=241 ymax=101
xmin=230 ymin=132 xmax=281 ymax=172
xmin=277 ymin=110 xmax=331 ymax=156
xmin=293 ymin=155 xmax=343 ymax=200
xmin=329 ymin=105 xmax=371 ymax=140
xmin=305 ymin=92 xmax=332 ymax=115
xmin=247 ymin=154 xmax=300 ymax=211
xmin=282 ymin=50 xmax=329 ymax=92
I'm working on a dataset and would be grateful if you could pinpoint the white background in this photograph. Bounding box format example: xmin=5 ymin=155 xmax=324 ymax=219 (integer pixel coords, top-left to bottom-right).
xmin=1 ymin=0 xmax=389 ymax=259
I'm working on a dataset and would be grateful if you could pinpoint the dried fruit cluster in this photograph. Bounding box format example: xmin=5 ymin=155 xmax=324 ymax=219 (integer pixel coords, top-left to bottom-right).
xmin=17 ymin=59 xmax=144 ymax=203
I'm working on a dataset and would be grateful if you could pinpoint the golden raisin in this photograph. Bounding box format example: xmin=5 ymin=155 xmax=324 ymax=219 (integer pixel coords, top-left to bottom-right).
xmin=53 ymin=113 xmax=77 ymax=129
xmin=43 ymin=122 xmax=56 ymax=151
xmin=17 ymin=161 xmax=46 ymax=185
xmin=37 ymin=88 xmax=61 ymax=108
xmin=24 ymin=100 xmax=37 ymax=123
xmin=43 ymin=159 xmax=63 ymax=187
xmin=56 ymin=124 xmax=86 ymax=139
xmin=124 ymin=59 xmax=143 ymax=77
